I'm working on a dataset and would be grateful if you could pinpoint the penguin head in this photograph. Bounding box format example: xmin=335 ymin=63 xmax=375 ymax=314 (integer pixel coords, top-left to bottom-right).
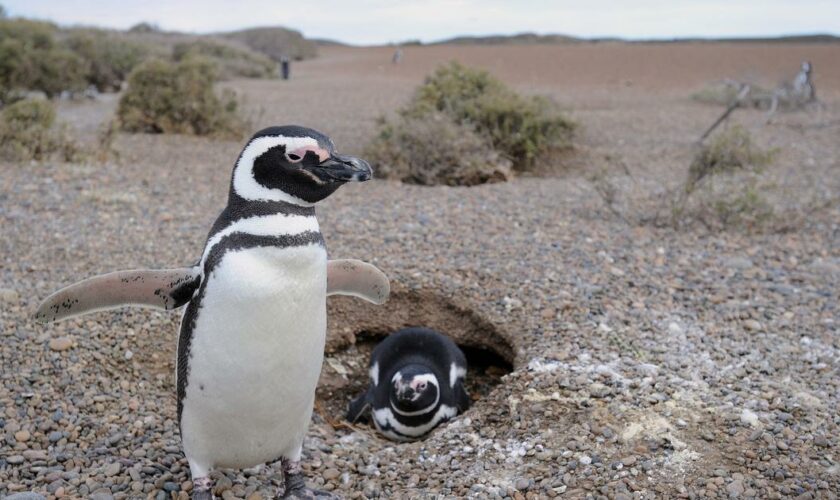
xmin=231 ymin=125 xmax=372 ymax=205
xmin=390 ymin=364 xmax=439 ymax=414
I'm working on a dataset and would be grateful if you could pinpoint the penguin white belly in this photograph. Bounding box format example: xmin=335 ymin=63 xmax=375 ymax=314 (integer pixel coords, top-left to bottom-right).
xmin=180 ymin=244 xmax=327 ymax=470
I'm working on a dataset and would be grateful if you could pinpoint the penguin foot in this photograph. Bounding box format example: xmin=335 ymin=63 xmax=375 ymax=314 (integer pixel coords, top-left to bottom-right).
xmin=192 ymin=476 xmax=215 ymax=500
xmin=281 ymin=461 xmax=339 ymax=499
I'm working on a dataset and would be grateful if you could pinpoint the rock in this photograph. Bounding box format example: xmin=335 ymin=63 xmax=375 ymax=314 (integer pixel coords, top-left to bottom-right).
xmin=4 ymin=494 xmax=46 ymax=500
xmin=14 ymin=430 xmax=31 ymax=442
xmin=622 ymin=456 xmax=637 ymax=466
xmin=725 ymin=257 xmax=753 ymax=270
xmin=22 ymin=449 xmax=47 ymax=460
xmin=104 ymin=462 xmax=121 ymax=477
xmin=322 ymin=468 xmax=341 ymax=481
xmin=727 ymin=479 xmax=745 ymax=497
xmin=48 ymin=430 xmax=63 ymax=442
xmin=579 ymin=455 xmax=592 ymax=465
xmin=7 ymin=455 xmax=25 ymax=464
xmin=49 ymin=337 xmax=73 ymax=351
xmin=514 ymin=478 xmax=530 ymax=491
xmin=743 ymin=320 xmax=763 ymax=332
xmin=89 ymin=493 xmax=114 ymax=500
xmin=0 ymin=288 xmax=19 ymax=303
xmin=740 ymin=409 xmax=759 ymax=427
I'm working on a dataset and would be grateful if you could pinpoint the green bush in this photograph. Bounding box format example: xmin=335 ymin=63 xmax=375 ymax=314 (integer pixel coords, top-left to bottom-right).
xmin=406 ymin=62 xmax=574 ymax=171
xmin=173 ymin=38 xmax=275 ymax=79
xmin=117 ymin=57 xmax=244 ymax=138
xmin=64 ymin=29 xmax=148 ymax=91
xmin=0 ymin=98 xmax=79 ymax=161
xmin=365 ymin=112 xmax=512 ymax=186
xmin=0 ymin=19 xmax=86 ymax=100
xmin=366 ymin=62 xmax=574 ymax=185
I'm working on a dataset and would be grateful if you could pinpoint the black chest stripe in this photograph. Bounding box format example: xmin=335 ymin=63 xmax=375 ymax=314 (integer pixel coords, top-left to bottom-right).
xmin=176 ymin=229 xmax=325 ymax=423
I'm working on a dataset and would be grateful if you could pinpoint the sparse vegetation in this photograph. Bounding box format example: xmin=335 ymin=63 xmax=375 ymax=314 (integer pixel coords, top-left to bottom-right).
xmin=117 ymin=57 xmax=244 ymax=138
xmin=590 ymin=125 xmax=779 ymax=231
xmin=224 ymin=27 xmax=317 ymax=61
xmin=0 ymin=19 xmax=86 ymax=101
xmin=366 ymin=62 xmax=574 ymax=185
xmin=366 ymin=112 xmax=512 ymax=186
xmin=685 ymin=125 xmax=776 ymax=194
xmin=173 ymin=38 xmax=276 ymax=79
xmin=0 ymin=98 xmax=79 ymax=161
xmin=63 ymin=29 xmax=149 ymax=92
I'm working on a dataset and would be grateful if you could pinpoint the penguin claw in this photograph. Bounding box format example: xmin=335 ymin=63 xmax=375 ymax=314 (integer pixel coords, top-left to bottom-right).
xmin=192 ymin=489 xmax=214 ymax=500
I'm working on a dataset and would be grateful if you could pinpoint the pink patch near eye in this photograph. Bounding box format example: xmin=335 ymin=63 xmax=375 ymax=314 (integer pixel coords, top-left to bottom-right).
xmin=288 ymin=146 xmax=329 ymax=163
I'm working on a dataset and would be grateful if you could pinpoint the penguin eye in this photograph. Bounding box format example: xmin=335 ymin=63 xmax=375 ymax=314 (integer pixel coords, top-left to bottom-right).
xmin=285 ymin=153 xmax=302 ymax=163
xmin=418 ymin=382 xmax=426 ymax=391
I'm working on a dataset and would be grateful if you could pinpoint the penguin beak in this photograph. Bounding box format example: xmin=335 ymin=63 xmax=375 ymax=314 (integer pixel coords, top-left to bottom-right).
xmin=397 ymin=387 xmax=415 ymax=402
xmin=305 ymin=154 xmax=372 ymax=183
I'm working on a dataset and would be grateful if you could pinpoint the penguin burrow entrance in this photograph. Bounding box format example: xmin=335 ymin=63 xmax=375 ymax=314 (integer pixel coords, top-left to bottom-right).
xmin=316 ymin=289 xmax=514 ymax=437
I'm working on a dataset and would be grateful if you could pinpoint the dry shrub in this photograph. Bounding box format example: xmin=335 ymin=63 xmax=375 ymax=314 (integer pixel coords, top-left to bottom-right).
xmin=0 ymin=19 xmax=87 ymax=101
xmin=173 ymin=38 xmax=276 ymax=79
xmin=117 ymin=58 xmax=244 ymax=138
xmin=224 ymin=27 xmax=317 ymax=61
xmin=367 ymin=62 xmax=574 ymax=185
xmin=589 ymin=126 xmax=779 ymax=231
xmin=366 ymin=112 xmax=512 ymax=186
xmin=0 ymin=98 xmax=80 ymax=161
xmin=685 ymin=125 xmax=776 ymax=194
xmin=669 ymin=126 xmax=776 ymax=229
xmin=63 ymin=29 xmax=149 ymax=92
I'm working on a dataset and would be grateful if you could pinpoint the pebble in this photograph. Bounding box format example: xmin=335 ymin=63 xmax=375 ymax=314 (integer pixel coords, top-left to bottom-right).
xmin=322 ymin=468 xmax=341 ymax=480
xmin=743 ymin=319 xmax=763 ymax=332
xmin=0 ymin=288 xmax=19 ymax=303
xmin=48 ymin=337 xmax=73 ymax=351
xmin=4 ymin=494 xmax=46 ymax=500
xmin=104 ymin=462 xmax=121 ymax=477
xmin=514 ymin=478 xmax=530 ymax=491
xmin=14 ymin=430 xmax=31 ymax=442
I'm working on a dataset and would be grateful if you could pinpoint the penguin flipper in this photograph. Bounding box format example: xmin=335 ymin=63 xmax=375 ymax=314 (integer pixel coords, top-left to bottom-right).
xmin=455 ymin=384 xmax=472 ymax=413
xmin=327 ymin=259 xmax=390 ymax=305
xmin=35 ymin=267 xmax=200 ymax=323
xmin=346 ymin=388 xmax=373 ymax=423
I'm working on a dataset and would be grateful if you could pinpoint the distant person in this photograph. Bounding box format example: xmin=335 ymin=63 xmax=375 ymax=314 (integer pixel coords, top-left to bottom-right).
xmin=392 ymin=48 xmax=403 ymax=65
xmin=280 ymin=57 xmax=291 ymax=80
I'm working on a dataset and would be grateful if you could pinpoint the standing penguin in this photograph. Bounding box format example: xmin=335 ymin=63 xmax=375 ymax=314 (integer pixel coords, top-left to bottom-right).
xmin=36 ymin=126 xmax=390 ymax=499
xmin=346 ymin=327 xmax=471 ymax=441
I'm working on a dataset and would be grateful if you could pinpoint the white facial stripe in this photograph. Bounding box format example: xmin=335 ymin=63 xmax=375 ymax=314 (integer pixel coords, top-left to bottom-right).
xmin=390 ymin=389 xmax=439 ymax=417
xmin=370 ymin=362 xmax=379 ymax=386
xmin=373 ymin=404 xmax=458 ymax=440
xmin=411 ymin=373 xmax=438 ymax=389
xmin=200 ymin=213 xmax=320 ymax=270
xmin=449 ymin=362 xmax=467 ymax=388
xmin=233 ymin=135 xmax=320 ymax=206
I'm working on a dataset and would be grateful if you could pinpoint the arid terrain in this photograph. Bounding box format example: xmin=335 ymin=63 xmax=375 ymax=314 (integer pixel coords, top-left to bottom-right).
xmin=2 ymin=42 xmax=839 ymax=499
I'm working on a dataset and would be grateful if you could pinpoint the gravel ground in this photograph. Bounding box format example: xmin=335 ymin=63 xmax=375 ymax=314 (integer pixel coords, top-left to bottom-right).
xmin=2 ymin=44 xmax=839 ymax=499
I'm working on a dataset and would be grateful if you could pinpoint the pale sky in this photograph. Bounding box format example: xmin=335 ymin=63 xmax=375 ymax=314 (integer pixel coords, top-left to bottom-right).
xmin=3 ymin=0 xmax=839 ymax=45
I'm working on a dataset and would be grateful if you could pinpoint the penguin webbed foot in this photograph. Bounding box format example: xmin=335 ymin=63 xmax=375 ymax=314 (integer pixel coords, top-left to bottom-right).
xmin=192 ymin=476 xmax=214 ymax=500
xmin=281 ymin=461 xmax=339 ymax=499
